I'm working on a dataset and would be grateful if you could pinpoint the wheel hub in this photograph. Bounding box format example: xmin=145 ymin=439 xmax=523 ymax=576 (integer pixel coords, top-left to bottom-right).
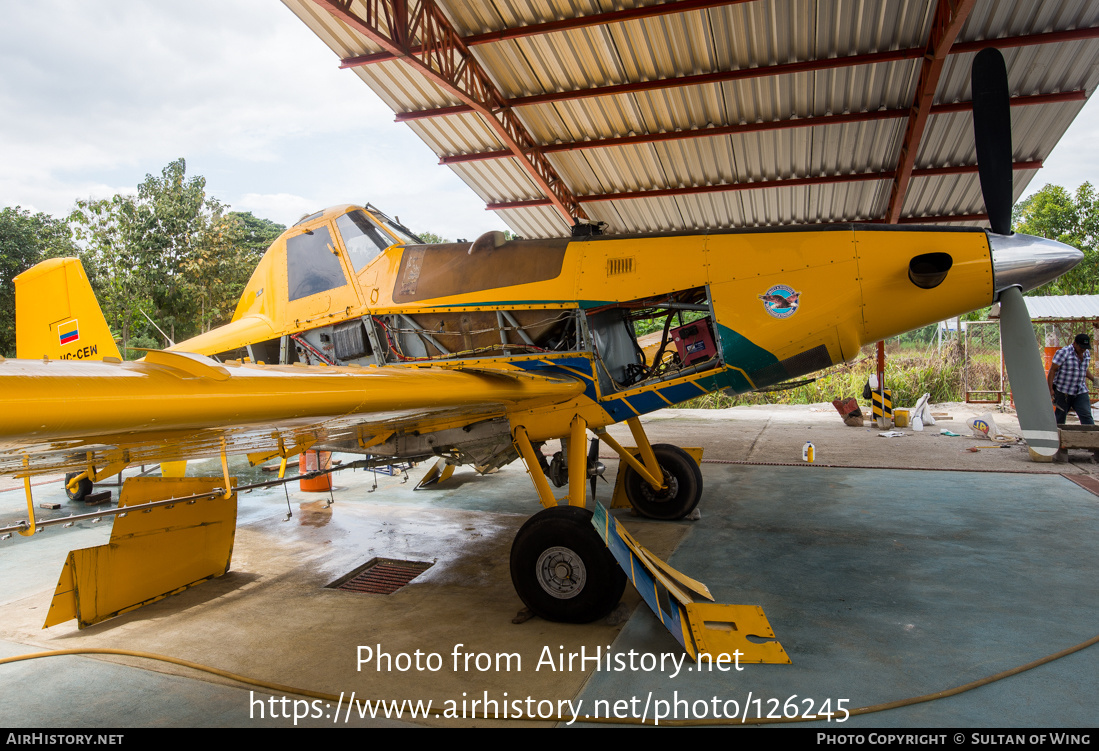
xmin=639 ymin=468 xmax=678 ymax=503
xmin=536 ymin=546 xmax=586 ymax=599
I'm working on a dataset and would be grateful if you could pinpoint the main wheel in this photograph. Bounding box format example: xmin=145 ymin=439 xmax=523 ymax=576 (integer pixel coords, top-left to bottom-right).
xmin=622 ymin=444 xmax=702 ymax=520
xmin=64 ymin=473 xmax=92 ymax=502
xmin=510 ymin=505 xmax=627 ymax=623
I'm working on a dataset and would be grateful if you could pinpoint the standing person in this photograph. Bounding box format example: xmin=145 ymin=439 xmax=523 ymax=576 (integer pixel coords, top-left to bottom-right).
xmin=1048 ymin=333 xmax=1097 ymax=425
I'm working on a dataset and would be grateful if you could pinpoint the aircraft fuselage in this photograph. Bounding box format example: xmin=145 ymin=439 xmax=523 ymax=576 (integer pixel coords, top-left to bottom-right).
xmin=171 ymin=205 xmax=995 ymax=444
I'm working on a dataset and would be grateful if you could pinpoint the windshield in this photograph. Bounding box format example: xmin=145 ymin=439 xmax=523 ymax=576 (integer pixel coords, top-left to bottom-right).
xmin=336 ymin=210 xmax=396 ymax=272
xmin=365 ymin=204 xmax=422 ymax=245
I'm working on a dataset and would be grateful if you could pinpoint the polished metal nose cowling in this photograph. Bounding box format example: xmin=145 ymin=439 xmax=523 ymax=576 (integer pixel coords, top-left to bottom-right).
xmin=989 ymin=232 xmax=1083 ymax=297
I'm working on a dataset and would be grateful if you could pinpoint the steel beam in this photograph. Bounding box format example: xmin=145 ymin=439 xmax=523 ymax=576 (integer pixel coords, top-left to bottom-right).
xmin=397 ymin=48 xmax=922 ymax=122
xmin=893 ymin=213 xmax=988 ymax=224
xmin=394 ymin=25 xmax=1097 ymax=123
xmin=439 ymin=91 xmax=1084 ymax=165
xmin=345 ymin=8 xmax=1099 ymax=72
xmin=340 ymin=0 xmax=755 ymax=68
xmin=485 ymin=161 xmax=1041 ymax=210
xmin=951 ymin=27 xmax=1099 ymax=54
xmin=884 ymin=0 xmax=978 ymax=224
xmin=311 ymin=0 xmax=585 ymax=227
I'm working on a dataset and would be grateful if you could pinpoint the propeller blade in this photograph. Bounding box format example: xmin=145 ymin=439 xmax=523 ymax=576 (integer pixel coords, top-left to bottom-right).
xmin=999 ymin=286 xmax=1059 ymax=459
xmin=971 ymin=47 xmax=1013 ymax=235
xmin=588 ymin=436 xmax=600 ymax=500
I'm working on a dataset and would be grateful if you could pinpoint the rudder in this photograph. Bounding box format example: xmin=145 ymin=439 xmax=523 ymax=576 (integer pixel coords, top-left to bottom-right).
xmin=15 ymin=257 xmax=122 ymax=361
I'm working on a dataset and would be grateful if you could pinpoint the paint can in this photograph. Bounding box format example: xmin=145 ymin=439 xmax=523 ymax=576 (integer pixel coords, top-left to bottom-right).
xmin=300 ymin=450 xmax=333 ymax=492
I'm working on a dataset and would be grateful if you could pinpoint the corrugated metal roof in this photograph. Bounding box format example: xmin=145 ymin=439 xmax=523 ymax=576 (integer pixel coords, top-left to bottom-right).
xmin=282 ymin=0 xmax=1099 ymax=238
xmin=1024 ymin=295 xmax=1099 ymax=321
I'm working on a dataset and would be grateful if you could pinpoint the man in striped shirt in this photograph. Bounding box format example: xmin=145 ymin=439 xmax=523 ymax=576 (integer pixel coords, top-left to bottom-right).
xmin=1047 ymin=333 xmax=1097 ymax=425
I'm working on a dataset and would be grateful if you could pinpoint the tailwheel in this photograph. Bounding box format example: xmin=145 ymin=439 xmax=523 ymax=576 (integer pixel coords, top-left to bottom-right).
xmin=510 ymin=505 xmax=627 ymax=623
xmin=64 ymin=473 xmax=92 ymax=502
xmin=622 ymin=444 xmax=702 ymax=520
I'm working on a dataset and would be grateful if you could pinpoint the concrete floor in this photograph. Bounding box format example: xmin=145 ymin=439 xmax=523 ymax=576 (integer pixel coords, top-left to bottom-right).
xmin=1 ymin=403 xmax=1097 ymax=728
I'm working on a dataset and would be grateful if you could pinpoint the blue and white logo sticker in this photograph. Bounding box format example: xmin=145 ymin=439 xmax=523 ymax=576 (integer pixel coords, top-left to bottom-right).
xmin=759 ymin=285 xmax=801 ymax=319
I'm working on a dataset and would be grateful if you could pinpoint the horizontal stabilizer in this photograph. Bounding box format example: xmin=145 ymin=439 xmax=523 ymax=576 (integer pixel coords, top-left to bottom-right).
xmin=15 ymin=257 xmax=122 ymax=361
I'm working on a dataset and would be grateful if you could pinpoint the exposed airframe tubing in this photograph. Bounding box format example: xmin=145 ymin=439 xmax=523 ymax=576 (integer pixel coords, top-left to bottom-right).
xmin=2 ymin=633 xmax=1097 ymax=725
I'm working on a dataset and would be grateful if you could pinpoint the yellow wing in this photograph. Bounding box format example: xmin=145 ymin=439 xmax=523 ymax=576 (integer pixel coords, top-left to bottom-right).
xmin=0 ymin=349 xmax=584 ymax=479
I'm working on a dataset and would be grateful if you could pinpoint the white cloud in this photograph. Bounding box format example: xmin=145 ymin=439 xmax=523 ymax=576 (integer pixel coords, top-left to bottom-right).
xmin=0 ymin=0 xmax=505 ymax=240
xmin=235 ymin=193 xmax=319 ymax=225
xmin=1020 ymin=95 xmax=1099 ymax=198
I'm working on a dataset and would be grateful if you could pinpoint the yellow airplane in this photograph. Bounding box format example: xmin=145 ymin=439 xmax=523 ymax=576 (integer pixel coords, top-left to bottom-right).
xmin=0 ymin=49 xmax=1082 ymax=659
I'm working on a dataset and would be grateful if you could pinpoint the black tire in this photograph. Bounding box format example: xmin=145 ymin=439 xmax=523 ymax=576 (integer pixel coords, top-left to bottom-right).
xmin=622 ymin=444 xmax=702 ymax=520
xmin=510 ymin=505 xmax=627 ymax=623
xmin=64 ymin=472 xmax=92 ymax=502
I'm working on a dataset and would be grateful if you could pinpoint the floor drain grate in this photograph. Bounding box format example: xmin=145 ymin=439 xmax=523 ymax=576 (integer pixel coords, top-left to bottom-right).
xmin=329 ymin=558 xmax=432 ymax=595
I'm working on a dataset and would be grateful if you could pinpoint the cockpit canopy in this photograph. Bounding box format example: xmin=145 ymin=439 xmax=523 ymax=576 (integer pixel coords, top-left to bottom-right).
xmin=233 ymin=204 xmax=421 ymax=324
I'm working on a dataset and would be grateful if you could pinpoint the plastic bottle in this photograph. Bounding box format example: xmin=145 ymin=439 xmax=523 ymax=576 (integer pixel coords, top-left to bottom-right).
xmin=802 ymin=441 xmax=815 ymax=463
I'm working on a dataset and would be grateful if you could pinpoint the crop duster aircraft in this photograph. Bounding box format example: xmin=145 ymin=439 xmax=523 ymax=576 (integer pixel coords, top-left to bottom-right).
xmin=0 ymin=50 xmax=1083 ymax=658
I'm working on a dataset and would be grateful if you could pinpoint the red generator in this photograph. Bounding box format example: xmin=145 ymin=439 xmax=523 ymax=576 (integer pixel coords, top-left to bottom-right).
xmin=670 ymin=318 xmax=717 ymax=366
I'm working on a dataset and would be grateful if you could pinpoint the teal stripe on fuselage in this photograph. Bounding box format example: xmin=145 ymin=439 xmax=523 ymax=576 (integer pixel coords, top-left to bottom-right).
xmin=714 ymin=323 xmax=776 ymax=394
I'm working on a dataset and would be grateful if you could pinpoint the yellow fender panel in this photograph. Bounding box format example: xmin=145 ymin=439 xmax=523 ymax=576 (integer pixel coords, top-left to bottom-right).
xmin=44 ymin=476 xmax=237 ymax=629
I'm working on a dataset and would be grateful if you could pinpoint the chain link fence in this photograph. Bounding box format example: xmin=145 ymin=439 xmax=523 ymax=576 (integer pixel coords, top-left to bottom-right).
xmin=964 ymin=320 xmax=1003 ymax=404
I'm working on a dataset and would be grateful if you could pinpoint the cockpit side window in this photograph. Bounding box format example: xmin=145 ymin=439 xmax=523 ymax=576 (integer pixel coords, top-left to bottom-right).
xmin=336 ymin=210 xmax=395 ymax=272
xmin=286 ymin=225 xmax=348 ymax=301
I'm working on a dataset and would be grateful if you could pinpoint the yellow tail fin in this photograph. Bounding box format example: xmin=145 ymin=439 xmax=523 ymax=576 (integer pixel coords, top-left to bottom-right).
xmin=15 ymin=258 xmax=123 ymax=361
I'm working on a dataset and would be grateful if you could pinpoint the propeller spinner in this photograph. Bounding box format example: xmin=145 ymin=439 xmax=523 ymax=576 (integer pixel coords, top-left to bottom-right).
xmin=973 ymin=48 xmax=1083 ymax=459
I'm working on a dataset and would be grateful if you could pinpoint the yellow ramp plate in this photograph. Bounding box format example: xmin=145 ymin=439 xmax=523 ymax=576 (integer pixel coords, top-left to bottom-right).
xmin=44 ymin=477 xmax=237 ymax=629
xmin=593 ymin=503 xmax=789 ymax=662
xmin=685 ymin=602 xmax=791 ymax=665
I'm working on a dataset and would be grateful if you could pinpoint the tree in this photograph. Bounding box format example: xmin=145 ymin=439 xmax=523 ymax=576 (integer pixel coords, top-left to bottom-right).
xmin=228 ymin=211 xmax=285 ymax=256
xmin=1012 ymin=183 xmax=1099 ymax=295
xmin=199 ymin=211 xmax=285 ymax=327
xmin=0 ymin=207 xmax=79 ymax=356
xmin=417 ymin=231 xmax=448 ymax=244
xmin=69 ymin=159 xmax=282 ymax=353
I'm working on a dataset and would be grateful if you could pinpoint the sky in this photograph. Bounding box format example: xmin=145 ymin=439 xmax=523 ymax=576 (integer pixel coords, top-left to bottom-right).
xmin=0 ymin=1 xmax=507 ymax=241
xmin=1 ymin=1 xmax=1098 ymax=241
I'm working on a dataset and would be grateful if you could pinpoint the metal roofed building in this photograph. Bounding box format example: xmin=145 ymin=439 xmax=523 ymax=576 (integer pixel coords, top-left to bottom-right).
xmin=1022 ymin=295 xmax=1099 ymax=350
xmin=1024 ymin=295 xmax=1099 ymax=322
xmin=282 ymin=0 xmax=1099 ymax=239
xmin=988 ymin=295 xmax=1099 ymax=352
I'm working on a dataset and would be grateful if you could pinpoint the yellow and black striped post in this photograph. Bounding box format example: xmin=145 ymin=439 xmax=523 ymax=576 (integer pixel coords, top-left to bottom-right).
xmin=872 ymin=388 xmax=893 ymax=426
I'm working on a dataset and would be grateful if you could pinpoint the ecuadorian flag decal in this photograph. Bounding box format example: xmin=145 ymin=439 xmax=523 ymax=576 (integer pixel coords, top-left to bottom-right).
xmin=58 ymin=319 xmax=79 ymax=346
